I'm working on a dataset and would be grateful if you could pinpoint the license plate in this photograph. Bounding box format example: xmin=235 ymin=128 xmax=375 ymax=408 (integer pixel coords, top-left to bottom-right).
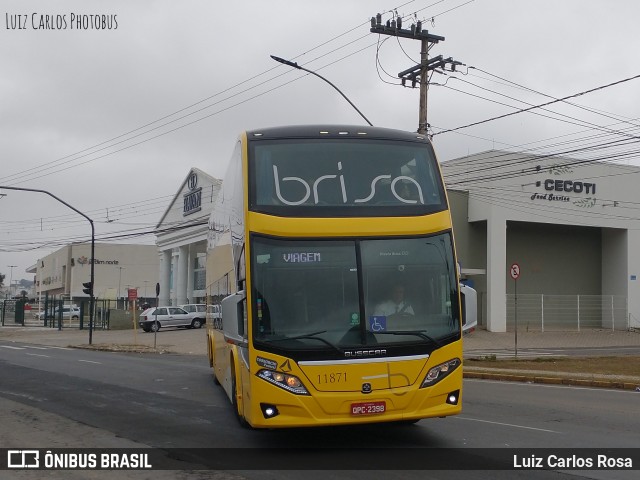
xmin=351 ymin=401 xmax=386 ymax=416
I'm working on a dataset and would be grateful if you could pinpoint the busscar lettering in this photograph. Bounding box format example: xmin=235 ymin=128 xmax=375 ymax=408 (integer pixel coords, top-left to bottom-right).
xmin=344 ymin=349 xmax=387 ymax=358
xmin=273 ymin=163 xmax=424 ymax=206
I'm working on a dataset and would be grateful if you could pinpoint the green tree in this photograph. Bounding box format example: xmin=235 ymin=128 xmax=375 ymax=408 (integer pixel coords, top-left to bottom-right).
xmin=0 ymin=272 xmax=5 ymax=287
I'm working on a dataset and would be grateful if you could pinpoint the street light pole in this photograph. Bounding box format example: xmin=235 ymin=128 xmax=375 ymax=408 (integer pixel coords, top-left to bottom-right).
xmin=7 ymin=265 xmax=17 ymax=299
xmin=0 ymin=185 xmax=96 ymax=344
xmin=270 ymin=55 xmax=373 ymax=127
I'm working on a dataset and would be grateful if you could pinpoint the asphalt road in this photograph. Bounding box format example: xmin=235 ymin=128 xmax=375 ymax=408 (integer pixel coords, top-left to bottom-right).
xmin=0 ymin=340 xmax=638 ymax=480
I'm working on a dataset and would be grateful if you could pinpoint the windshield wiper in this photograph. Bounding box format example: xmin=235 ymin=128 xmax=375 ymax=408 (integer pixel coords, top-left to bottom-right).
xmin=266 ymin=330 xmax=342 ymax=354
xmin=382 ymin=330 xmax=442 ymax=348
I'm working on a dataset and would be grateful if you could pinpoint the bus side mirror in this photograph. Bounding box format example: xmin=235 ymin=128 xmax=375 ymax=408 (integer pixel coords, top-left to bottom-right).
xmin=222 ymin=290 xmax=247 ymax=345
xmin=459 ymin=284 xmax=477 ymax=335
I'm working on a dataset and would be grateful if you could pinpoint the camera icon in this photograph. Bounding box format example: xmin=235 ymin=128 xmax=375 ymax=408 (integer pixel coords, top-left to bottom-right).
xmin=7 ymin=450 xmax=40 ymax=469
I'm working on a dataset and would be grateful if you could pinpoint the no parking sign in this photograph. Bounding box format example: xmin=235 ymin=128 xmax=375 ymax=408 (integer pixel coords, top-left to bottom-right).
xmin=510 ymin=263 xmax=520 ymax=280
xmin=510 ymin=262 xmax=520 ymax=357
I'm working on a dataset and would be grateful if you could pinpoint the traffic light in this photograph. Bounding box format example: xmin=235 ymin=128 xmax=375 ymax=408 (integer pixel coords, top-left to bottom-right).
xmin=82 ymin=281 xmax=93 ymax=296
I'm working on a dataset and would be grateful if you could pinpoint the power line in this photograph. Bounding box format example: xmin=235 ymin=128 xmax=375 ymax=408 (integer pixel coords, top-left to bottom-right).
xmin=438 ymin=76 xmax=640 ymax=141
xmin=2 ymin=0 xmax=433 ymax=188
xmin=469 ymin=66 xmax=640 ymax=130
xmin=433 ymin=73 xmax=640 ymax=136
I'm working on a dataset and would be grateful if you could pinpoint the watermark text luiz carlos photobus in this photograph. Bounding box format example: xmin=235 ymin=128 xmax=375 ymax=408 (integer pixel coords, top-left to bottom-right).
xmin=4 ymin=12 xmax=118 ymax=31
xmin=1 ymin=448 xmax=638 ymax=471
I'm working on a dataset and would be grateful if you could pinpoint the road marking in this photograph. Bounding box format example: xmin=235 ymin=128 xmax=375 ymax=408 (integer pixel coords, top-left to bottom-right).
xmin=46 ymin=346 xmax=73 ymax=351
xmin=23 ymin=346 xmax=49 ymax=350
xmin=25 ymin=353 xmax=50 ymax=358
xmin=78 ymin=359 xmax=101 ymax=364
xmin=455 ymin=416 xmax=561 ymax=433
xmin=0 ymin=345 xmax=25 ymax=350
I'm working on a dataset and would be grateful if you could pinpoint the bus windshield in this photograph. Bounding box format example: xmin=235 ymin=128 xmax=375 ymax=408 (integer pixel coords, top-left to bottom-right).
xmin=249 ymin=139 xmax=446 ymax=217
xmin=251 ymin=233 xmax=460 ymax=358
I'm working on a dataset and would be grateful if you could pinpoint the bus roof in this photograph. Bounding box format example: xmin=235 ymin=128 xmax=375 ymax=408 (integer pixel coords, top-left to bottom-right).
xmin=245 ymin=125 xmax=431 ymax=143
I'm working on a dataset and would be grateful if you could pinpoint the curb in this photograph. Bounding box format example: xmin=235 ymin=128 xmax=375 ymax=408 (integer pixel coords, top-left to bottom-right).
xmin=463 ymin=370 xmax=640 ymax=391
xmin=71 ymin=344 xmax=173 ymax=354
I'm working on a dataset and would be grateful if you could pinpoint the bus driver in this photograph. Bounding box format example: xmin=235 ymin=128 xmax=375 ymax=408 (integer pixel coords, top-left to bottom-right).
xmin=373 ymin=283 xmax=414 ymax=317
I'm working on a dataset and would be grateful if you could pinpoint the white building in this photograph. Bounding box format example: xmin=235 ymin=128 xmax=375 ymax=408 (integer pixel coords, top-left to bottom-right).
xmin=442 ymin=151 xmax=640 ymax=332
xmin=155 ymin=168 xmax=222 ymax=306
xmin=30 ymin=243 xmax=159 ymax=304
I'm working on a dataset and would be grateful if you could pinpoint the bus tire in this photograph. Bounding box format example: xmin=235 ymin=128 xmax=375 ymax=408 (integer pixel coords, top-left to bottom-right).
xmin=231 ymin=364 xmax=250 ymax=428
xmin=207 ymin=335 xmax=213 ymax=367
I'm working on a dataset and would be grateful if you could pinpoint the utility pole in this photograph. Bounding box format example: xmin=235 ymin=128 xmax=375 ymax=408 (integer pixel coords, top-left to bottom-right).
xmin=419 ymin=38 xmax=429 ymax=135
xmin=370 ymin=13 xmax=462 ymax=135
xmin=7 ymin=265 xmax=17 ymax=299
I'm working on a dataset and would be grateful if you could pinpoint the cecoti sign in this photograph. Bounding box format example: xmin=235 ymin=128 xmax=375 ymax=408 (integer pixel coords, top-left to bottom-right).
xmin=542 ymin=179 xmax=596 ymax=195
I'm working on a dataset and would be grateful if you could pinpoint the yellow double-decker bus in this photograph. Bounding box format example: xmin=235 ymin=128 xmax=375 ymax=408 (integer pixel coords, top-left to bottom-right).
xmin=206 ymin=125 xmax=465 ymax=428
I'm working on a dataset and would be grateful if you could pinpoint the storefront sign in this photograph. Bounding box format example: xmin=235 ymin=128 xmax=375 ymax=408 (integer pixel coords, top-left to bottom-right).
xmin=183 ymin=172 xmax=202 ymax=216
xmin=541 ymin=179 xmax=596 ymax=194
xmin=531 ymin=167 xmax=598 ymax=207
xmin=183 ymin=188 xmax=202 ymax=216
xmin=77 ymin=256 xmax=119 ymax=266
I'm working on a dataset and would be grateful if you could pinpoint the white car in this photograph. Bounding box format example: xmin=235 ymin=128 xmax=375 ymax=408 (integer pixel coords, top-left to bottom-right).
xmin=35 ymin=305 xmax=80 ymax=321
xmin=139 ymin=306 xmax=204 ymax=332
xmin=179 ymin=304 xmax=206 ymax=315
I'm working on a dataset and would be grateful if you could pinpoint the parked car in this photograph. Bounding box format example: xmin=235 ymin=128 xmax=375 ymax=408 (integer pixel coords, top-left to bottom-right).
xmin=34 ymin=305 xmax=80 ymax=321
xmin=178 ymin=303 xmax=207 ymax=326
xmin=179 ymin=303 xmax=206 ymax=315
xmin=139 ymin=306 xmax=204 ymax=332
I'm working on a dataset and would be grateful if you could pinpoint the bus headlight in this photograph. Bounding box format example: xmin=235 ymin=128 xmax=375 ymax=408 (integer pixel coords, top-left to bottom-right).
xmin=257 ymin=369 xmax=310 ymax=395
xmin=420 ymin=358 xmax=461 ymax=388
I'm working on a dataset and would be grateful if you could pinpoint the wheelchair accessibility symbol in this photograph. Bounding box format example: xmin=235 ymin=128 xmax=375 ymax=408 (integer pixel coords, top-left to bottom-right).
xmin=369 ymin=316 xmax=387 ymax=332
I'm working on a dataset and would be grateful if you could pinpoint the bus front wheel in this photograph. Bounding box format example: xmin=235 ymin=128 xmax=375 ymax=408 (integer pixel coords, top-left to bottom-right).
xmin=231 ymin=366 xmax=249 ymax=428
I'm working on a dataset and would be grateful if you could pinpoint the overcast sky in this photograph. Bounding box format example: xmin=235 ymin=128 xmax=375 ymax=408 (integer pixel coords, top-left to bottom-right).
xmin=2 ymin=0 xmax=640 ymax=283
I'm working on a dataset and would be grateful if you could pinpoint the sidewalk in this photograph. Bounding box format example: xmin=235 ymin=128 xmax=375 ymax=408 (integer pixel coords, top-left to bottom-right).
xmin=1 ymin=325 xmax=639 ymax=390
xmin=0 ymin=325 xmax=208 ymax=355
xmin=463 ymin=328 xmax=640 ymax=390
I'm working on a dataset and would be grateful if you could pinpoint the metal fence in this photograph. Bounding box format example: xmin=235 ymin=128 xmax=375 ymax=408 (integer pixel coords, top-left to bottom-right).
xmin=506 ymin=294 xmax=630 ymax=331
xmin=0 ymin=299 xmax=18 ymax=325
xmin=6 ymin=298 xmax=113 ymax=330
